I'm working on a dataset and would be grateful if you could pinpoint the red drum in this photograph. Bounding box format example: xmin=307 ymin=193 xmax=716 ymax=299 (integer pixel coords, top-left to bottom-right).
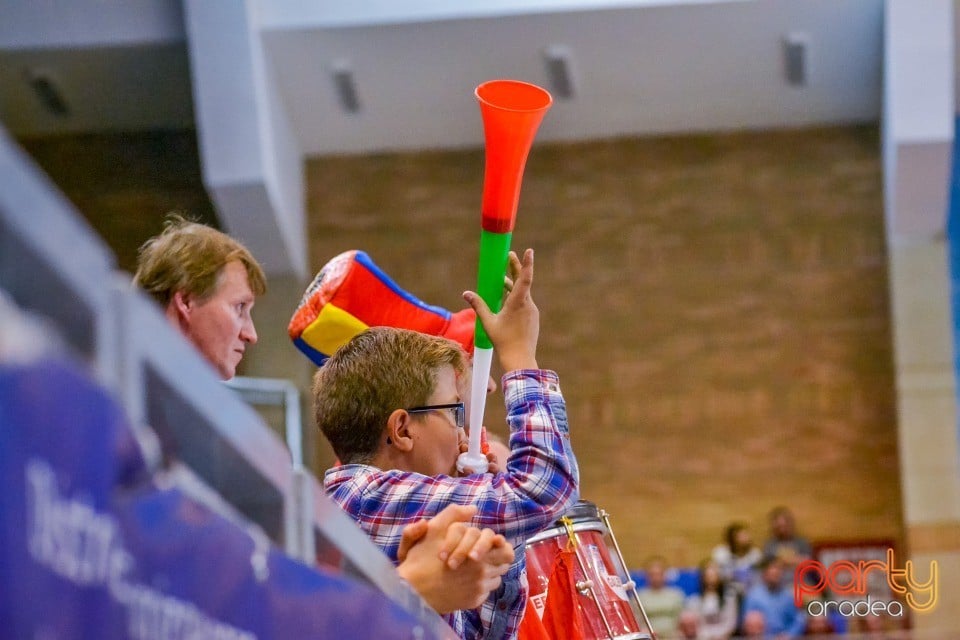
xmin=522 ymin=501 xmax=654 ymax=640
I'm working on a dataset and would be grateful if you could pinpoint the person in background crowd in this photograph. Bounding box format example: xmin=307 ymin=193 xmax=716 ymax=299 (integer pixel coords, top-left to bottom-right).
xmin=685 ymin=558 xmax=737 ymax=640
xmin=856 ymin=611 xmax=894 ymax=638
xmin=637 ymin=555 xmax=687 ymax=638
xmin=742 ymin=556 xmax=806 ymax=639
xmin=712 ymin=522 xmax=762 ymax=596
xmin=762 ymin=506 xmax=812 ymax=579
xmin=677 ymin=609 xmax=702 ymax=640
xmin=133 ymin=215 xmax=515 ymax=618
xmin=712 ymin=521 xmax=763 ymax=634
xmin=739 ymin=610 xmax=766 ymax=639
xmin=803 ymin=610 xmax=834 ymax=636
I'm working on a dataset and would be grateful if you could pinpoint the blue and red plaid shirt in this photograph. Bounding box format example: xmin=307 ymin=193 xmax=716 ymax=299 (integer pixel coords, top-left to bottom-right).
xmin=325 ymin=369 xmax=580 ymax=639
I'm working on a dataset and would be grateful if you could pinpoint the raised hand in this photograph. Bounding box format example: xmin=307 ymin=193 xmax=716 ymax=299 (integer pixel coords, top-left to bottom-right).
xmin=463 ymin=248 xmax=539 ymax=372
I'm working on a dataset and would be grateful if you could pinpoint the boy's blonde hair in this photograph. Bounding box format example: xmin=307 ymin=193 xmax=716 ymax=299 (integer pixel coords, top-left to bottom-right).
xmin=313 ymin=327 xmax=468 ymax=463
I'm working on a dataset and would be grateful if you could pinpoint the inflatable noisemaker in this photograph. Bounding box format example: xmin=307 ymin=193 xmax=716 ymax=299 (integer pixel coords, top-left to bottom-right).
xmin=288 ymin=250 xmax=475 ymax=366
xmin=457 ymin=80 xmax=552 ymax=475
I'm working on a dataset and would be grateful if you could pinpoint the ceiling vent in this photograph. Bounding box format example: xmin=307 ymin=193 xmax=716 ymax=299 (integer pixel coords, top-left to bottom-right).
xmin=331 ymin=62 xmax=361 ymax=114
xmin=783 ymin=33 xmax=809 ymax=87
xmin=25 ymin=69 xmax=70 ymax=117
xmin=543 ymin=45 xmax=576 ymax=100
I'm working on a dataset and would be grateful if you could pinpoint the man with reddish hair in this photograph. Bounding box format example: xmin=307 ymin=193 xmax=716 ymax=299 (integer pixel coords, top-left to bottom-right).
xmin=134 ymin=215 xmax=265 ymax=381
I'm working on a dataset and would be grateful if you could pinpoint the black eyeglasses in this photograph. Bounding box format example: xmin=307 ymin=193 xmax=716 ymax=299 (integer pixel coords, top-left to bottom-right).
xmin=406 ymin=402 xmax=465 ymax=429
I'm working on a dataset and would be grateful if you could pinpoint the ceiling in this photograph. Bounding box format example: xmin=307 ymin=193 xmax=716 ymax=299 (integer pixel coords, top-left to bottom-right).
xmin=1 ymin=0 xmax=886 ymax=151
xmin=260 ymin=0 xmax=886 ymax=155
xmin=0 ymin=0 xmax=952 ymax=278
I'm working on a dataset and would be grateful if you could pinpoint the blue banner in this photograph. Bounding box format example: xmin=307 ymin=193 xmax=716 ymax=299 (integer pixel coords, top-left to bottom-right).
xmin=0 ymin=357 xmax=437 ymax=640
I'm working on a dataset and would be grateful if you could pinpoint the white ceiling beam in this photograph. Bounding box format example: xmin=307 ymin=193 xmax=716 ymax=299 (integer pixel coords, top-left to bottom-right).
xmin=182 ymin=0 xmax=306 ymax=279
xmin=0 ymin=0 xmax=184 ymax=49
xmin=256 ymin=0 xmax=749 ymax=29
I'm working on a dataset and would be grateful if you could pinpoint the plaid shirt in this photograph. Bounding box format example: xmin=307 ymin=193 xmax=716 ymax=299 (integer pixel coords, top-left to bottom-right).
xmin=325 ymin=369 xmax=580 ymax=640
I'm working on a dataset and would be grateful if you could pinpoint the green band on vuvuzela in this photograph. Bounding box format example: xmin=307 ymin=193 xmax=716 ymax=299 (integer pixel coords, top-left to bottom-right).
xmin=474 ymin=229 xmax=513 ymax=350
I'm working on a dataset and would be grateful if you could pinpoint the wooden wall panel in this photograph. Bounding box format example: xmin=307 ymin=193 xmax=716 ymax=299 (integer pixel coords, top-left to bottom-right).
xmin=305 ymin=125 xmax=900 ymax=568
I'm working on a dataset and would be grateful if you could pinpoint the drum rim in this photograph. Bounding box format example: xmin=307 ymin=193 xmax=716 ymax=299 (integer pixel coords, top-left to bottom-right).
xmin=565 ymin=499 xmax=601 ymax=520
xmin=525 ymin=519 xmax=610 ymax=545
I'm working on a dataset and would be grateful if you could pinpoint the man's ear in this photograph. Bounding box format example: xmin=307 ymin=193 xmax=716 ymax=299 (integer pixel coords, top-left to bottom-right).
xmin=386 ymin=409 xmax=415 ymax=452
xmin=164 ymin=290 xmax=194 ymax=330
xmin=171 ymin=290 xmax=193 ymax=318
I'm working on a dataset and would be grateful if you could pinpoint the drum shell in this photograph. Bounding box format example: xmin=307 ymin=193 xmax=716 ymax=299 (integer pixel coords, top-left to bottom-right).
xmin=522 ymin=501 xmax=651 ymax=640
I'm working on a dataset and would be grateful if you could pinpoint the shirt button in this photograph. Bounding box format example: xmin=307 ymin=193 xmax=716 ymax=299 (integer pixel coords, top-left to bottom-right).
xmin=497 ymin=602 xmax=507 ymax=611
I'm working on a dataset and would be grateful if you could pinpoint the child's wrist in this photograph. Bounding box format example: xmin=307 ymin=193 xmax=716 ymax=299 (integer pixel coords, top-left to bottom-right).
xmin=498 ymin=351 xmax=538 ymax=372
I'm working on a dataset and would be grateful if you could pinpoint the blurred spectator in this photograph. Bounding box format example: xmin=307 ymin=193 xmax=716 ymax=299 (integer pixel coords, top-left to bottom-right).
xmin=803 ymin=610 xmax=834 ymax=636
xmin=801 ymin=597 xmax=847 ymax=636
xmin=739 ymin=610 xmax=766 ymax=638
xmin=855 ymin=612 xmax=896 ymax=638
xmin=678 ymin=609 xmax=701 ymax=640
xmin=742 ymin=556 xmax=806 ymax=639
xmin=685 ymin=558 xmax=737 ymax=640
xmin=638 ymin=555 xmax=687 ymax=638
xmin=712 ymin=521 xmax=762 ymax=596
xmin=762 ymin=506 xmax=812 ymax=577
